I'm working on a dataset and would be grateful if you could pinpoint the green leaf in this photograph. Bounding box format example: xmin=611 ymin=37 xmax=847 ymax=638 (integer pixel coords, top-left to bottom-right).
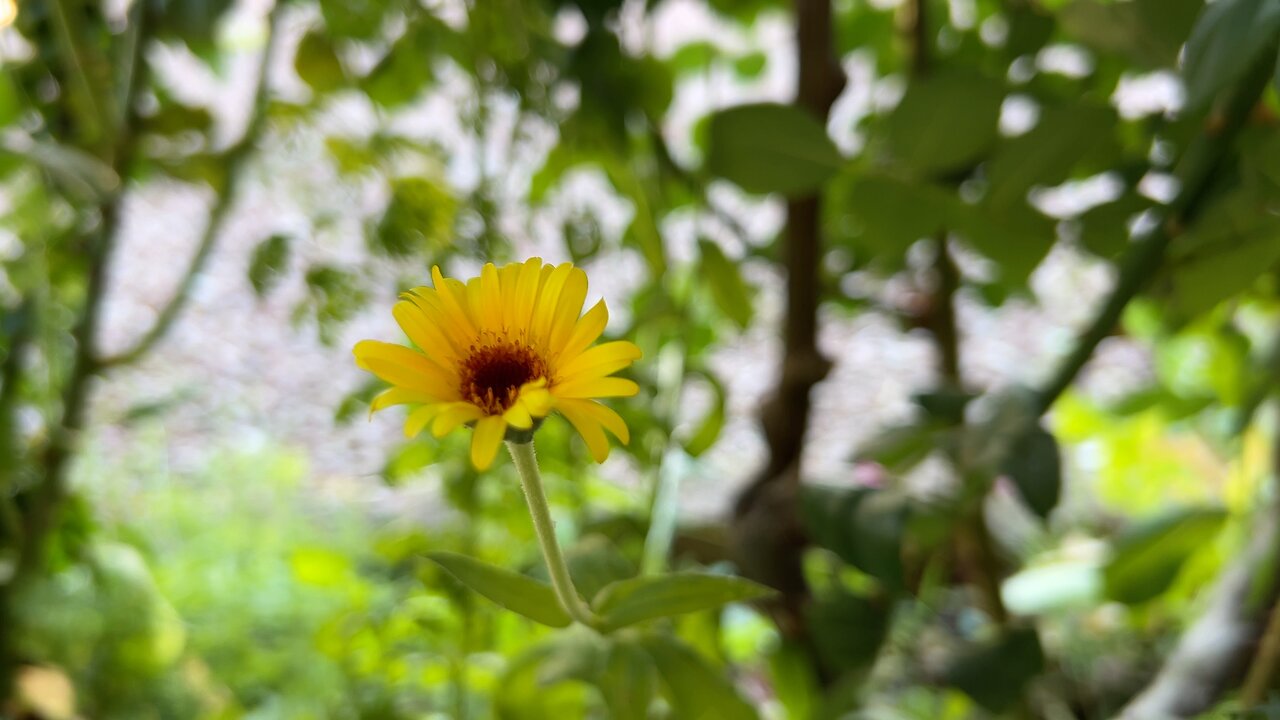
xmin=592 ymin=573 xmax=774 ymax=631
xmin=854 ymin=423 xmax=943 ymax=474
xmin=373 ymin=177 xmax=457 ymax=257
xmin=806 ymin=591 xmax=890 ymax=676
xmin=598 ymin=641 xmax=657 ymax=720
xmin=1103 ymin=506 xmax=1228 ymax=604
xmin=698 ymin=239 xmax=753 ymax=329
xmin=682 ymin=371 xmax=727 ymax=457
xmin=1001 ymin=426 xmax=1062 ymax=519
xmin=706 ymin=103 xmax=842 ymax=196
xmin=985 ymin=103 xmax=1118 ymax=208
xmin=884 ymin=67 xmax=1004 ymax=177
xmin=1182 ymin=0 xmax=1280 ymax=110
xmin=1161 ymin=234 xmax=1280 ymax=318
xmin=563 ymin=535 xmax=635 ymax=602
xmin=319 ymin=0 xmax=390 ymax=39
xmin=640 ymin=635 xmax=757 ymax=720
xmin=381 ymin=441 xmax=436 ymax=485
xmin=828 ymin=172 xmax=958 ymax=265
xmin=953 ymin=200 xmax=1056 ymax=285
xmin=943 ymin=628 xmax=1044 ymax=713
xmin=800 ymin=486 xmax=908 ymax=589
xmin=248 ymin=234 xmax=291 ymax=298
xmin=1058 ymin=0 xmax=1202 ymax=68
xmin=295 ymin=30 xmax=345 ymax=94
xmin=1077 ymin=193 xmax=1148 ymax=259
xmin=426 ymin=551 xmax=572 ymax=628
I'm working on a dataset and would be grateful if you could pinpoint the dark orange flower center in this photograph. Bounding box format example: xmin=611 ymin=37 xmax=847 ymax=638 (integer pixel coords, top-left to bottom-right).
xmin=460 ymin=341 xmax=546 ymax=414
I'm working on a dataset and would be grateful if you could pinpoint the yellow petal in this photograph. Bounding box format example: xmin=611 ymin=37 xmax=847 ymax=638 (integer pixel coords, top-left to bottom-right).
xmin=432 ymin=402 xmax=485 ymax=438
xmin=558 ymin=399 xmax=629 ymax=444
xmin=404 ymin=404 xmax=444 ymax=437
xmin=556 ymin=340 xmax=641 ymax=382
xmin=557 ymin=401 xmax=610 ymax=463
xmin=431 ymin=266 xmax=479 ymax=342
xmin=370 ymin=387 xmax=431 ymax=414
xmin=354 ymin=341 xmax=457 ymax=399
xmin=530 ymin=263 xmax=574 ymax=349
xmin=393 ymin=300 xmax=460 ymax=364
xmin=503 ymin=401 xmax=533 ymax=429
xmin=518 ymin=382 xmax=554 ymax=417
xmin=402 ymin=287 xmax=475 ymax=354
xmin=554 ymin=376 xmax=639 ymax=399
xmin=554 ymin=300 xmax=608 ymax=365
xmin=546 ymin=266 xmax=588 ymax=355
xmin=499 ymin=262 xmax=521 ymax=327
xmin=479 ymin=263 xmax=504 ymax=332
xmin=510 ymin=258 xmax=543 ymax=337
xmin=471 ymin=415 xmax=507 ymax=470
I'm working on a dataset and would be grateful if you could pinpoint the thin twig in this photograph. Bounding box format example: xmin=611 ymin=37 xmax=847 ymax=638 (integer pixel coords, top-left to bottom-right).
xmin=95 ymin=5 xmax=283 ymax=370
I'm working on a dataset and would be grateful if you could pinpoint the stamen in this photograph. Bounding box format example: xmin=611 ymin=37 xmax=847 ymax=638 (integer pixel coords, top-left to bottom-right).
xmin=460 ymin=340 xmax=546 ymax=414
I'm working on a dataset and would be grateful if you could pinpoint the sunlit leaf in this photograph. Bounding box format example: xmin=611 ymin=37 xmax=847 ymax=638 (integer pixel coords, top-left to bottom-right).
xmin=1103 ymin=506 xmax=1228 ymax=604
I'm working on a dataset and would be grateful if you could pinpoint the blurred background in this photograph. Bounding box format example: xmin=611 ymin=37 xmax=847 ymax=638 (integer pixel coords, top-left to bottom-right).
xmin=2 ymin=0 xmax=1280 ymax=717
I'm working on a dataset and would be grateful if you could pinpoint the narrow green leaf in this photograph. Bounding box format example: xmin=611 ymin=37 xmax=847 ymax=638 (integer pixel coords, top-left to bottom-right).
xmin=683 ymin=372 xmax=727 ymax=457
xmin=1001 ymin=426 xmax=1062 ymax=519
xmin=427 ymin=551 xmax=572 ymax=628
xmin=706 ymin=103 xmax=842 ymax=196
xmin=640 ymin=635 xmax=757 ymax=720
xmin=1103 ymin=507 xmax=1228 ymax=604
xmin=1182 ymin=0 xmax=1280 ymax=110
xmin=593 ymin=573 xmax=774 ymax=631
xmin=698 ymin=239 xmax=754 ymax=329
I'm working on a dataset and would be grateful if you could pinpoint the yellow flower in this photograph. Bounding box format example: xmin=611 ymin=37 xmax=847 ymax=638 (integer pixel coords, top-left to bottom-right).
xmin=353 ymin=258 xmax=641 ymax=470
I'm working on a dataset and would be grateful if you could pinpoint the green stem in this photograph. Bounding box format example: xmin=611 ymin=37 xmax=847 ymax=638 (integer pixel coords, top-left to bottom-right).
xmin=506 ymin=441 xmax=602 ymax=629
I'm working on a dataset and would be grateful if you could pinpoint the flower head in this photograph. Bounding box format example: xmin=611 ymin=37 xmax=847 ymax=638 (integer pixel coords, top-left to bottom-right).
xmin=354 ymin=258 xmax=641 ymax=470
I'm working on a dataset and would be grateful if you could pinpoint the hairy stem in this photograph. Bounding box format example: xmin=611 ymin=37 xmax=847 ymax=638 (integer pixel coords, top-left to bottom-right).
xmin=507 ymin=441 xmax=602 ymax=629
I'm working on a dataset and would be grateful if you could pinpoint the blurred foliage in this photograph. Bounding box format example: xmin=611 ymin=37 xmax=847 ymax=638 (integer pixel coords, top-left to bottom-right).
xmin=4 ymin=0 xmax=1280 ymax=718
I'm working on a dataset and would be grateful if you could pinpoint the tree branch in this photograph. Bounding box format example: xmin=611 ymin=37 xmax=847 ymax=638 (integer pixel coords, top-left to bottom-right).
xmin=1032 ymin=45 xmax=1276 ymax=416
xmin=95 ymin=6 xmax=283 ymax=371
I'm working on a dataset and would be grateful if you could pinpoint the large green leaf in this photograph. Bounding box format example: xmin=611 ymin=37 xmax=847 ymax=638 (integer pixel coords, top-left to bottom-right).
xmin=943 ymin=628 xmax=1044 ymax=713
xmin=985 ymin=103 xmax=1118 ymax=208
xmin=828 ymin=172 xmax=958 ymax=265
xmin=248 ymin=234 xmax=291 ymax=298
xmin=1103 ymin=507 xmax=1228 ymax=604
xmin=426 ymin=551 xmax=572 ymax=628
xmin=705 ymin=103 xmax=842 ymax=196
xmin=1001 ymin=426 xmax=1062 ymax=519
xmin=598 ymin=641 xmax=657 ymax=720
xmin=884 ymin=67 xmax=1004 ymax=177
xmin=640 ymin=635 xmax=757 ymax=720
xmin=1058 ymin=0 xmax=1203 ymax=68
xmin=1182 ymin=0 xmax=1280 ymax=110
xmin=592 ymin=573 xmax=774 ymax=631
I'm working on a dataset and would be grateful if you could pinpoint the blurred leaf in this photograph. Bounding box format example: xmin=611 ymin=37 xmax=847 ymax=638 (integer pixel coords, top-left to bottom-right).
xmin=381 ymin=441 xmax=436 ymax=485
xmin=290 ymin=547 xmax=351 ymax=587
xmin=884 ymin=67 xmax=1003 ymax=177
xmin=807 ymin=591 xmax=890 ymax=676
xmin=1182 ymin=0 xmax=1280 ymax=110
xmin=248 ymin=234 xmax=291 ymax=298
xmin=733 ymin=52 xmax=767 ymax=79
xmin=319 ymin=0 xmax=391 ymax=39
xmin=599 ymin=641 xmax=657 ymax=720
xmin=564 ymin=535 xmax=635 ymax=601
xmin=1160 ymin=234 xmax=1280 ymax=317
xmin=497 ymin=642 xmax=594 ymax=720
xmin=0 ymin=132 xmax=119 ymax=201
xmin=1058 ymin=0 xmax=1202 ymax=68
xmin=683 ymin=372 xmax=727 ymax=457
xmin=427 ymin=551 xmax=572 ymax=627
xmin=373 ymin=176 xmax=457 ymax=257
xmin=152 ymin=0 xmax=235 ymax=55
xmin=801 ymin=486 xmax=908 ymax=589
xmin=593 ymin=573 xmax=774 ymax=631
xmin=1002 ymin=559 xmax=1104 ymax=615
xmin=142 ymin=100 xmax=213 ymax=138
xmin=943 ymin=628 xmax=1044 ymax=713
xmin=829 ymin=172 xmax=957 ymax=265
xmin=1001 ymin=426 xmax=1062 ymax=519
xmin=913 ymin=389 xmax=975 ymax=425
xmin=537 ymin=629 xmax=610 ymax=686
xmin=295 ymin=31 xmax=345 ymax=94
xmin=302 ymin=265 xmax=368 ymax=344
xmin=854 ymin=423 xmax=942 ymax=474
xmin=768 ymin=641 xmax=821 ymax=720
xmin=985 ymin=103 xmax=1118 ymax=208
xmin=1078 ymin=193 xmax=1148 ymax=259
xmin=640 ymin=635 xmax=757 ymax=720
xmin=698 ymin=239 xmax=753 ymax=329
xmin=1103 ymin=506 xmax=1227 ymax=604
xmin=706 ymin=103 xmax=842 ymax=196
xmin=954 ymin=200 xmax=1056 ymax=285
xmin=363 ymin=23 xmax=438 ymax=107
